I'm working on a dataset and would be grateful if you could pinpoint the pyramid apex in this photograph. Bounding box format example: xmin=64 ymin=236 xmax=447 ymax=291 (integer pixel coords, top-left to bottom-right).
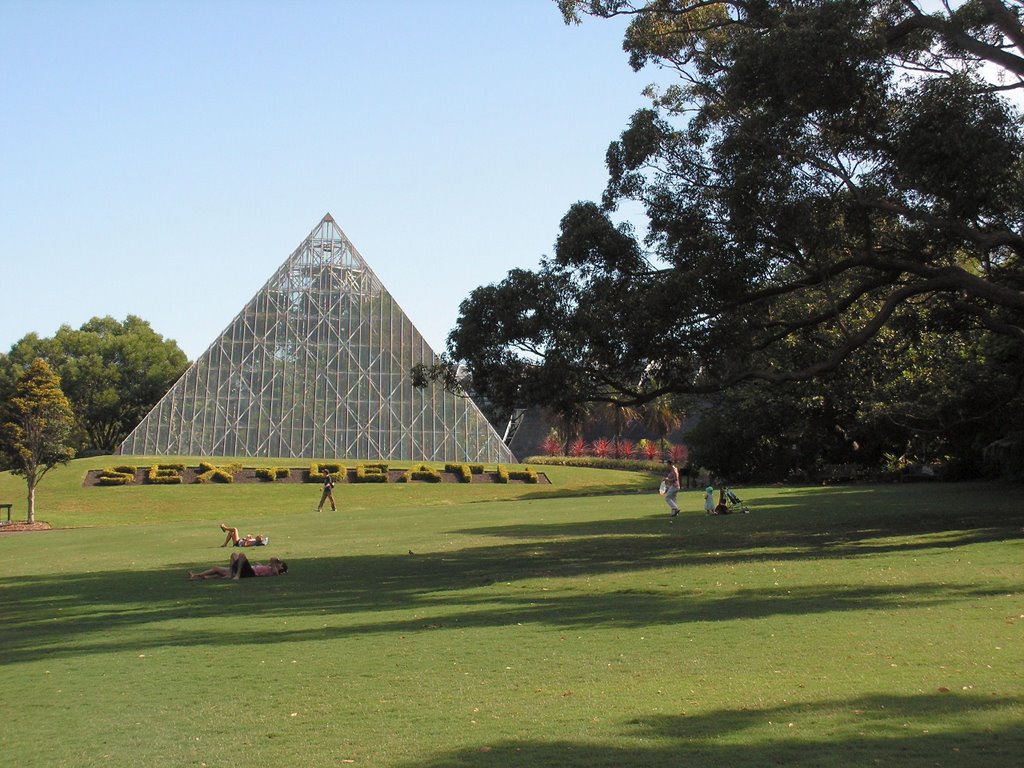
xmin=322 ymin=212 xmax=335 ymax=224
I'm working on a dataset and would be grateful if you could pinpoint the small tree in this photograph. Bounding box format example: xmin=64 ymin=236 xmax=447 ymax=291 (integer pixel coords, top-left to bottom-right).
xmin=1 ymin=359 xmax=75 ymax=523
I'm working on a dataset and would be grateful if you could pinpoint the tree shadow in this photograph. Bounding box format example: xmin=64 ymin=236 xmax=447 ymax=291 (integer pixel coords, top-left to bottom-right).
xmin=393 ymin=692 xmax=1023 ymax=767
xmin=0 ymin=530 xmax=1011 ymax=663
xmin=3 ymin=481 xmax=1020 ymax=664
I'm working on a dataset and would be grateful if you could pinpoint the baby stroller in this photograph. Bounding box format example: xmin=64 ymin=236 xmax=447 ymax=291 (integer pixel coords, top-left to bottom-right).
xmin=711 ymin=486 xmax=749 ymax=514
xmin=723 ymin=487 xmax=749 ymax=514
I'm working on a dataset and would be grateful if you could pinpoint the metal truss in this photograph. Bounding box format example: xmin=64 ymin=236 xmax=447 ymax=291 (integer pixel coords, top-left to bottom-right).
xmin=120 ymin=214 xmax=515 ymax=462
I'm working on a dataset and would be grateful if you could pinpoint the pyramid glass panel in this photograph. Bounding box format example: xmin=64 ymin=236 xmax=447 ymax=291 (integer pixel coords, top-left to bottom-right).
xmin=121 ymin=214 xmax=515 ymax=462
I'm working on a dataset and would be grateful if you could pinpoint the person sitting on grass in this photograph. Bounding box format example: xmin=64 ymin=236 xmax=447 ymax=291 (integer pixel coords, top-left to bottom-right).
xmin=188 ymin=552 xmax=288 ymax=581
xmin=220 ymin=523 xmax=267 ymax=548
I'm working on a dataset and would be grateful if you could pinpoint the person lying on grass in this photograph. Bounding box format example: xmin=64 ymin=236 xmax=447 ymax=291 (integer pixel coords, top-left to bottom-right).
xmin=220 ymin=523 xmax=267 ymax=547
xmin=188 ymin=552 xmax=287 ymax=581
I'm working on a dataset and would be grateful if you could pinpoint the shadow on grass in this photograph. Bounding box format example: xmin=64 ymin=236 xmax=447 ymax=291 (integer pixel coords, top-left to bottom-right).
xmin=394 ymin=692 xmax=1023 ymax=768
xmin=0 ymin=526 xmax=1015 ymax=662
xmin=3 ymin=482 xmax=1021 ymax=663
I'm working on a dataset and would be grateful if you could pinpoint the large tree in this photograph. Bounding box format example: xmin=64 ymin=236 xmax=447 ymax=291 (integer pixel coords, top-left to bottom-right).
xmin=433 ymin=0 xmax=1023 ymax=420
xmin=1 ymin=359 xmax=75 ymax=523
xmin=0 ymin=316 xmax=187 ymax=454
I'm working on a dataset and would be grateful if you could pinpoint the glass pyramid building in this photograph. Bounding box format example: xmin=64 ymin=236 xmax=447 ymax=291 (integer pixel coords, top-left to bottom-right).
xmin=120 ymin=214 xmax=515 ymax=462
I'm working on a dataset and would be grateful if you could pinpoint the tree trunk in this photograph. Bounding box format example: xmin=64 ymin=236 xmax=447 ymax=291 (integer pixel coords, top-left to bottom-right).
xmin=26 ymin=479 xmax=36 ymax=524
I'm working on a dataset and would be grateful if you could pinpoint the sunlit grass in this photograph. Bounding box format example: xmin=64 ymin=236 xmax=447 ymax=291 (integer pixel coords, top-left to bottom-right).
xmin=0 ymin=461 xmax=1021 ymax=766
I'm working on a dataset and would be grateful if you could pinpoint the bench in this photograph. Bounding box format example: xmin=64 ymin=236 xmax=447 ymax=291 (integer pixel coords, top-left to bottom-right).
xmin=0 ymin=503 xmax=12 ymax=525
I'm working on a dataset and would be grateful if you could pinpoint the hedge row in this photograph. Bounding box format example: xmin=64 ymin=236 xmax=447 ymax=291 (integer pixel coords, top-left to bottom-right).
xmin=96 ymin=463 xmax=542 ymax=486
xmin=195 ymin=462 xmax=242 ymax=484
xmin=400 ymin=464 xmax=442 ymax=483
xmin=354 ymin=463 xmax=389 ymax=483
xmin=496 ymin=464 xmax=539 ymax=484
xmin=96 ymin=465 xmax=137 ymax=486
xmin=255 ymin=467 xmax=290 ymax=481
xmin=523 ymin=455 xmax=664 ymax=472
xmin=148 ymin=463 xmax=186 ymax=485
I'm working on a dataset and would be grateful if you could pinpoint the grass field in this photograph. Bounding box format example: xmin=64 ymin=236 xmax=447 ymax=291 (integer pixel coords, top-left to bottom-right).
xmin=1 ymin=458 xmax=1021 ymax=767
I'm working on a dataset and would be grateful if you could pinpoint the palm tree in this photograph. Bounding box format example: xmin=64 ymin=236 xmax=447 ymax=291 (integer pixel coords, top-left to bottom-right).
xmin=641 ymin=395 xmax=684 ymax=457
xmin=605 ymin=400 xmax=641 ymax=458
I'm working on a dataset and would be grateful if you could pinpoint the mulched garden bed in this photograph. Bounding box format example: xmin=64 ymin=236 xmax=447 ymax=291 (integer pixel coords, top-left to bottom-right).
xmin=0 ymin=522 xmax=53 ymax=533
xmin=83 ymin=467 xmax=548 ymax=487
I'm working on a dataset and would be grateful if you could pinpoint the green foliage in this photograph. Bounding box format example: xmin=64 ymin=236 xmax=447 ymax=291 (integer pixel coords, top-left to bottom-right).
xmin=194 ymin=461 xmax=241 ymax=484
xmin=445 ymin=463 xmax=474 ymax=482
xmin=0 ymin=316 xmax=187 ymax=455
xmin=440 ymin=0 xmax=1024 ymax=481
xmin=525 ymin=454 xmax=664 ymax=473
xmin=495 ymin=464 xmax=510 ymax=483
xmin=308 ymin=462 xmax=344 ymax=482
xmin=400 ymin=463 xmax=442 ymax=483
xmin=354 ymin=463 xmax=388 ymax=483
xmin=96 ymin=465 xmax=137 ymax=486
xmin=0 ymin=358 xmax=76 ymax=521
xmin=147 ymin=464 xmax=184 ymax=485
xmin=254 ymin=467 xmax=290 ymax=481
xmin=507 ymin=466 xmax=539 ymax=484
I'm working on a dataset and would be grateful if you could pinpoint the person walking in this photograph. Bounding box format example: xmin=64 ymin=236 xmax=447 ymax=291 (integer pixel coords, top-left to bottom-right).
xmin=663 ymin=458 xmax=681 ymax=517
xmin=317 ymin=470 xmax=337 ymax=512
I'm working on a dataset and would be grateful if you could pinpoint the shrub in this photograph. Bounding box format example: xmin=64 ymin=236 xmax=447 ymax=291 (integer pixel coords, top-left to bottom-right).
xmin=670 ymin=443 xmax=690 ymax=465
xmin=148 ymin=464 xmax=185 ymax=485
xmin=637 ymin=439 xmax=659 ymax=461
xmin=591 ymin=437 xmax=612 ymax=458
xmin=524 ymin=455 xmax=664 ymax=472
xmin=255 ymin=467 xmax=290 ymax=481
xmin=495 ymin=464 xmax=510 ymax=483
xmin=309 ymin=462 xmax=345 ymax=482
xmin=540 ymin=435 xmax=562 ymax=456
xmin=445 ymin=463 xmax=473 ymax=483
xmin=195 ymin=462 xmax=241 ymax=484
xmin=401 ymin=464 xmax=442 ymax=483
xmin=508 ymin=466 xmax=539 ymax=483
xmin=615 ymin=439 xmax=635 ymax=459
xmin=569 ymin=438 xmax=588 ymax=457
xmin=97 ymin=465 xmax=136 ymax=486
xmin=354 ymin=463 xmax=388 ymax=483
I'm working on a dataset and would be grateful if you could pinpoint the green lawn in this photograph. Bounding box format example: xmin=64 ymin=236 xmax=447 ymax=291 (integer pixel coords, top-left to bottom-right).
xmin=1 ymin=459 xmax=1021 ymax=767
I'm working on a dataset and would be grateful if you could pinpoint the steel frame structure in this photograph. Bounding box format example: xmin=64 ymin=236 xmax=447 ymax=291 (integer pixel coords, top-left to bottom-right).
xmin=120 ymin=214 xmax=514 ymax=462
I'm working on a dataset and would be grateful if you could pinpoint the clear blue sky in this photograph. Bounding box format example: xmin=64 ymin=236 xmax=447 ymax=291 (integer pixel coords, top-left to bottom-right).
xmin=0 ymin=0 xmax=655 ymax=360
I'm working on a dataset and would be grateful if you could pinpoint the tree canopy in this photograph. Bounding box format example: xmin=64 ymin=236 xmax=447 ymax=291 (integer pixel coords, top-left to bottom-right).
xmin=421 ymin=0 xmax=1024 ymax=473
xmin=0 ymin=358 xmax=75 ymax=523
xmin=0 ymin=316 xmax=188 ymax=455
